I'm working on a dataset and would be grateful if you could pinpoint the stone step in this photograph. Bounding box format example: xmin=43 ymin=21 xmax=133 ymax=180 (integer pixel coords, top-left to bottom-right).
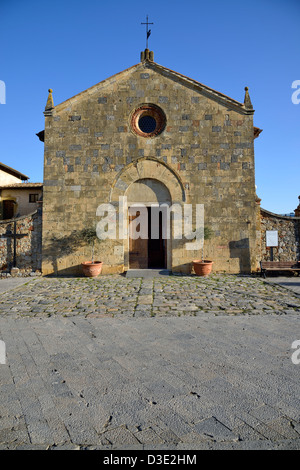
xmin=125 ymin=269 xmax=170 ymax=278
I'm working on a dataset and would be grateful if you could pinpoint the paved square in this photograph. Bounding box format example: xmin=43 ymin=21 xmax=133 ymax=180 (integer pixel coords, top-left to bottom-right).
xmin=0 ymin=273 xmax=300 ymax=449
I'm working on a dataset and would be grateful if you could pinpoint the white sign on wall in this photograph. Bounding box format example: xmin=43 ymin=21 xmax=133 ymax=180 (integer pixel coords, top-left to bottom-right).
xmin=266 ymin=230 xmax=278 ymax=247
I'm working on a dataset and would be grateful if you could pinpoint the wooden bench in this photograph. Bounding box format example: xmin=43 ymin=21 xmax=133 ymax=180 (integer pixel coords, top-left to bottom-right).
xmin=260 ymin=261 xmax=300 ymax=278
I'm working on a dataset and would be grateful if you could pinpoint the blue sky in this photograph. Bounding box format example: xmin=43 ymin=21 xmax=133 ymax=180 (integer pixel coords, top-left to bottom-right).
xmin=1 ymin=0 xmax=299 ymax=214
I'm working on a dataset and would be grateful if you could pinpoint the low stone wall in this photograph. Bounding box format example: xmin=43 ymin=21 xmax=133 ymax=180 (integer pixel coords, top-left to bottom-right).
xmin=0 ymin=210 xmax=42 ymax=276
xmin=260 ymin=208 xmax=300 ymax=262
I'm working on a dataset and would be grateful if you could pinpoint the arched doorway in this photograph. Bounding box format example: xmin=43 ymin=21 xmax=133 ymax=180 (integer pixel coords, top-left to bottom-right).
xmin=126 ymin=179 xmax=171 ymax=269
xmin=109 ymin=157 xmax=186 ymax=271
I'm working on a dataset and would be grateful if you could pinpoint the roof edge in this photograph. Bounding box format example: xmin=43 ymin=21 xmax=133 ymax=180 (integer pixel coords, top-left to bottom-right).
xmin=0 ymin=162 xmax=29 ymax=180
xmin=145 ymin=61 xmax=254 ymax=114
xmin=261 ymin=207 xmax=299 ymax=220
xmin=53 ymin=63 xmax=141 ymax=112
xmin=0 ymin=183 xmax=43 ymax=189
xmin=50 ymin=59 xmax=254 ymax=115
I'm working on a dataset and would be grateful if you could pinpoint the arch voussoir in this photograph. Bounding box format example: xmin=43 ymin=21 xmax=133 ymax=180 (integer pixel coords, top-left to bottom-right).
xmin=110 ymin=158 xmax=185 ymax=203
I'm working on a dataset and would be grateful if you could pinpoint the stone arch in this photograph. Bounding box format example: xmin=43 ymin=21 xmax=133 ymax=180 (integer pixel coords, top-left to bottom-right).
xmin=109 ymin=157 xmax=186 ymax=204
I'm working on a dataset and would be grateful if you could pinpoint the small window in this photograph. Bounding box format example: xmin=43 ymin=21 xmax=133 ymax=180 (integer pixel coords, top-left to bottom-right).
xmin=131 ymin=104 xmax=166 ymax=137
xmin=29 ymin=194 xmax=39 ymax=203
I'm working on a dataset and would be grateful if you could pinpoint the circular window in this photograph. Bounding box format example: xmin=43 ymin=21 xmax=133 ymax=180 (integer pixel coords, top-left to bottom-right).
xmin=131 ymin=104 xmax=166 ymax=137
xmin=138 ymin=115 xmax=157 ymax=133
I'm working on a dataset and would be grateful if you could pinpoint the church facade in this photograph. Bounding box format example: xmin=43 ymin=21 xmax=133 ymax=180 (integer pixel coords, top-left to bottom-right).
xmin=41 ymin=49 xmax=261 ymax=276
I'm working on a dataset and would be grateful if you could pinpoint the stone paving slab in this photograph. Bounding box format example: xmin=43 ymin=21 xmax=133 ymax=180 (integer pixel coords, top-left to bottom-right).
xmin=264 ymin=276 xmax=300 ymax=296
xmin=125 ymin=269 xmax=171 ymax=278
xmin=0 ymin=273 xmax=299 ymax=450
xmin=0 ymin=277 xmax=36 ymax=295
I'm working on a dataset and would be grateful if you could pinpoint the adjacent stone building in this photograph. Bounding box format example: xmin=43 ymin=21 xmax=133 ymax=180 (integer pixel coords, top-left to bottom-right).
xmin=40 ymin=49 xmax=263 ymax=276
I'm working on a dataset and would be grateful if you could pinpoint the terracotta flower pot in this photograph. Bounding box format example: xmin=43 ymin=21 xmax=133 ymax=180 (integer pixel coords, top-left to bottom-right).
xmin=192 ymin=260 xmax=213 ymax=276
xmin=82 ymin=261 xmax=103 ymax=277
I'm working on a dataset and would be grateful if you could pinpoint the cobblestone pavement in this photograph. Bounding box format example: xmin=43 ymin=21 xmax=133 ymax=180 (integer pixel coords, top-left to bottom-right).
xmin=0 ymin=273 xmax=300 ymax=319
xmin=0 ymin=273 xmax=300 ymax=450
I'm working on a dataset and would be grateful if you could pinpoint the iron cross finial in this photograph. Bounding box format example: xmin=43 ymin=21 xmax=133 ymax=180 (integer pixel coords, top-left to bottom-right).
xmin=141 ymin=15 xmax=154 ymax=49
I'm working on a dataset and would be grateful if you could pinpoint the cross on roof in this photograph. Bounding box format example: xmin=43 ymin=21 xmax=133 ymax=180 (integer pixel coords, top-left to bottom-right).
xmin=141 ymin=15 xmax=153 ymax=49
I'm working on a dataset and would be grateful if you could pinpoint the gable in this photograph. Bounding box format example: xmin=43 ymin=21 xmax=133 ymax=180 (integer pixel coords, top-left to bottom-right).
xmin=46 ymin=62 xmax=255 ymax=156
xmin=44 ymin=56 xmax=256 ymax=190
xmin=50 ymin=60 xmax=251 ymax=118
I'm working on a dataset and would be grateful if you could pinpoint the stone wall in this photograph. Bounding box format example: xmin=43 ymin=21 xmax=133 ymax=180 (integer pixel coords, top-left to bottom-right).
xmin=0 ymin=210 xmax=42 ymax=276
xmin=260 ymin=208 xmax=300 ymax=262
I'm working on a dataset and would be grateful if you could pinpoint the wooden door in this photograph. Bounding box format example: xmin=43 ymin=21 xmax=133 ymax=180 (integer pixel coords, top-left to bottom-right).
xmin=129 ymin=207 xmax=148 ymax=268
xmin=3 ymin=200 xmax=15 ymax=220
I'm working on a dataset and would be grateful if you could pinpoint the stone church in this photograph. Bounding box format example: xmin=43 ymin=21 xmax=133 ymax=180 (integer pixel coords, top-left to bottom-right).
xmin=40 ymin=48 xmax=263 ymax=276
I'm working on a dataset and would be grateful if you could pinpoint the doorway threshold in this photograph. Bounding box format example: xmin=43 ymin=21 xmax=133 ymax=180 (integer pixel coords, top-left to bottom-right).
xmin=125 ymin=269 xmax=171 ymax=278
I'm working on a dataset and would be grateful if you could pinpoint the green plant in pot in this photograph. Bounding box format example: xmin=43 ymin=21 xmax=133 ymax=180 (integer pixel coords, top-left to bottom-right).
xmin=192 ymin=226 xmax=214 ymax=276
xmin=80 ymin=226 xmax=103 ymax=277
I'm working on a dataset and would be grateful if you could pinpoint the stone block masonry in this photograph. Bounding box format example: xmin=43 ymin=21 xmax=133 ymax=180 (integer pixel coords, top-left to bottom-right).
xmin=260 ymin=209 xmax=300 ymax=262
xmin=0 ymin=210 xmax=42 ymax=276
